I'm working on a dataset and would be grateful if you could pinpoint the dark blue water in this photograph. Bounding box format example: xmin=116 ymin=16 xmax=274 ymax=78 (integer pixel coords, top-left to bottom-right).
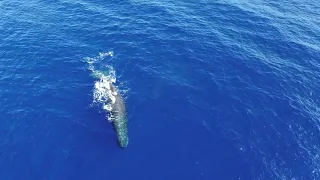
xmin=1 ymin=0 xmax=320 ymax=179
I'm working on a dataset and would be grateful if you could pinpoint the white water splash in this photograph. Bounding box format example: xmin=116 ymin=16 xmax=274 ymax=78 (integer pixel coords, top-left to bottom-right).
xmin=85 ymin=51 xmax=118 ymax=122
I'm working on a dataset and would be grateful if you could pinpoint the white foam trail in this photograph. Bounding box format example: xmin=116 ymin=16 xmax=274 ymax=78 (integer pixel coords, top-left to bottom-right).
xmin=99 ymin=51 xmax=113 ymax=58
xmin=86 ymin=51 xmax=114 ymax=72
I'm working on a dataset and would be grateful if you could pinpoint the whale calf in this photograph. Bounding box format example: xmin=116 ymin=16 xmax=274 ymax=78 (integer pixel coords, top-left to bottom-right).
xmin=108 ymin=82 xmax=129 ymax=148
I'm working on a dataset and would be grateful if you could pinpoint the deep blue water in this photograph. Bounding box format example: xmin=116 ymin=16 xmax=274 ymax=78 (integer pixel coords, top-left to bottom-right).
xmin=1 ymin=0 xmax=320 ymax=179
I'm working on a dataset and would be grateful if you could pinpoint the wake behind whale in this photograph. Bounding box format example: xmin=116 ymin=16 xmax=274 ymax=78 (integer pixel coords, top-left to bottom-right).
xmin=86 ymin=52 xmax=129 ymax=148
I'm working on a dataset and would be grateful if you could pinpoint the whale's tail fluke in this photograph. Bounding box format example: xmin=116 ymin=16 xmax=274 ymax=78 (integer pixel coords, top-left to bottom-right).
xmin=114 ymin=117 xmax=129 ymax=148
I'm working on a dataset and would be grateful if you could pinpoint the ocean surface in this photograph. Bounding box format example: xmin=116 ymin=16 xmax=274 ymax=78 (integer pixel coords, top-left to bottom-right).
xmin=1 ymin=0 xmax=319 ymax=179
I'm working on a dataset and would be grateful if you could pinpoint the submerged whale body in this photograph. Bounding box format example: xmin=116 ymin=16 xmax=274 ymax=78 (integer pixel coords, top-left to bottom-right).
xmin=108 ymin=83 xmax=129 ymax=148
xmin=91 ymin=69 xmax=129 ymax=148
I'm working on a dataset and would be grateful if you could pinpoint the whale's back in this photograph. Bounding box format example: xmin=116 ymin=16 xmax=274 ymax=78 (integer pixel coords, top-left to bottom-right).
xmin=109 ymin=83 xmax=128 ymax=147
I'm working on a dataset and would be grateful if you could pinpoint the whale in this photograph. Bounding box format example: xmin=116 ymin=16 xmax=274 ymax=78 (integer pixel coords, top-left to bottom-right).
xmin=108 ymin=82 xmax=129 ymax=148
